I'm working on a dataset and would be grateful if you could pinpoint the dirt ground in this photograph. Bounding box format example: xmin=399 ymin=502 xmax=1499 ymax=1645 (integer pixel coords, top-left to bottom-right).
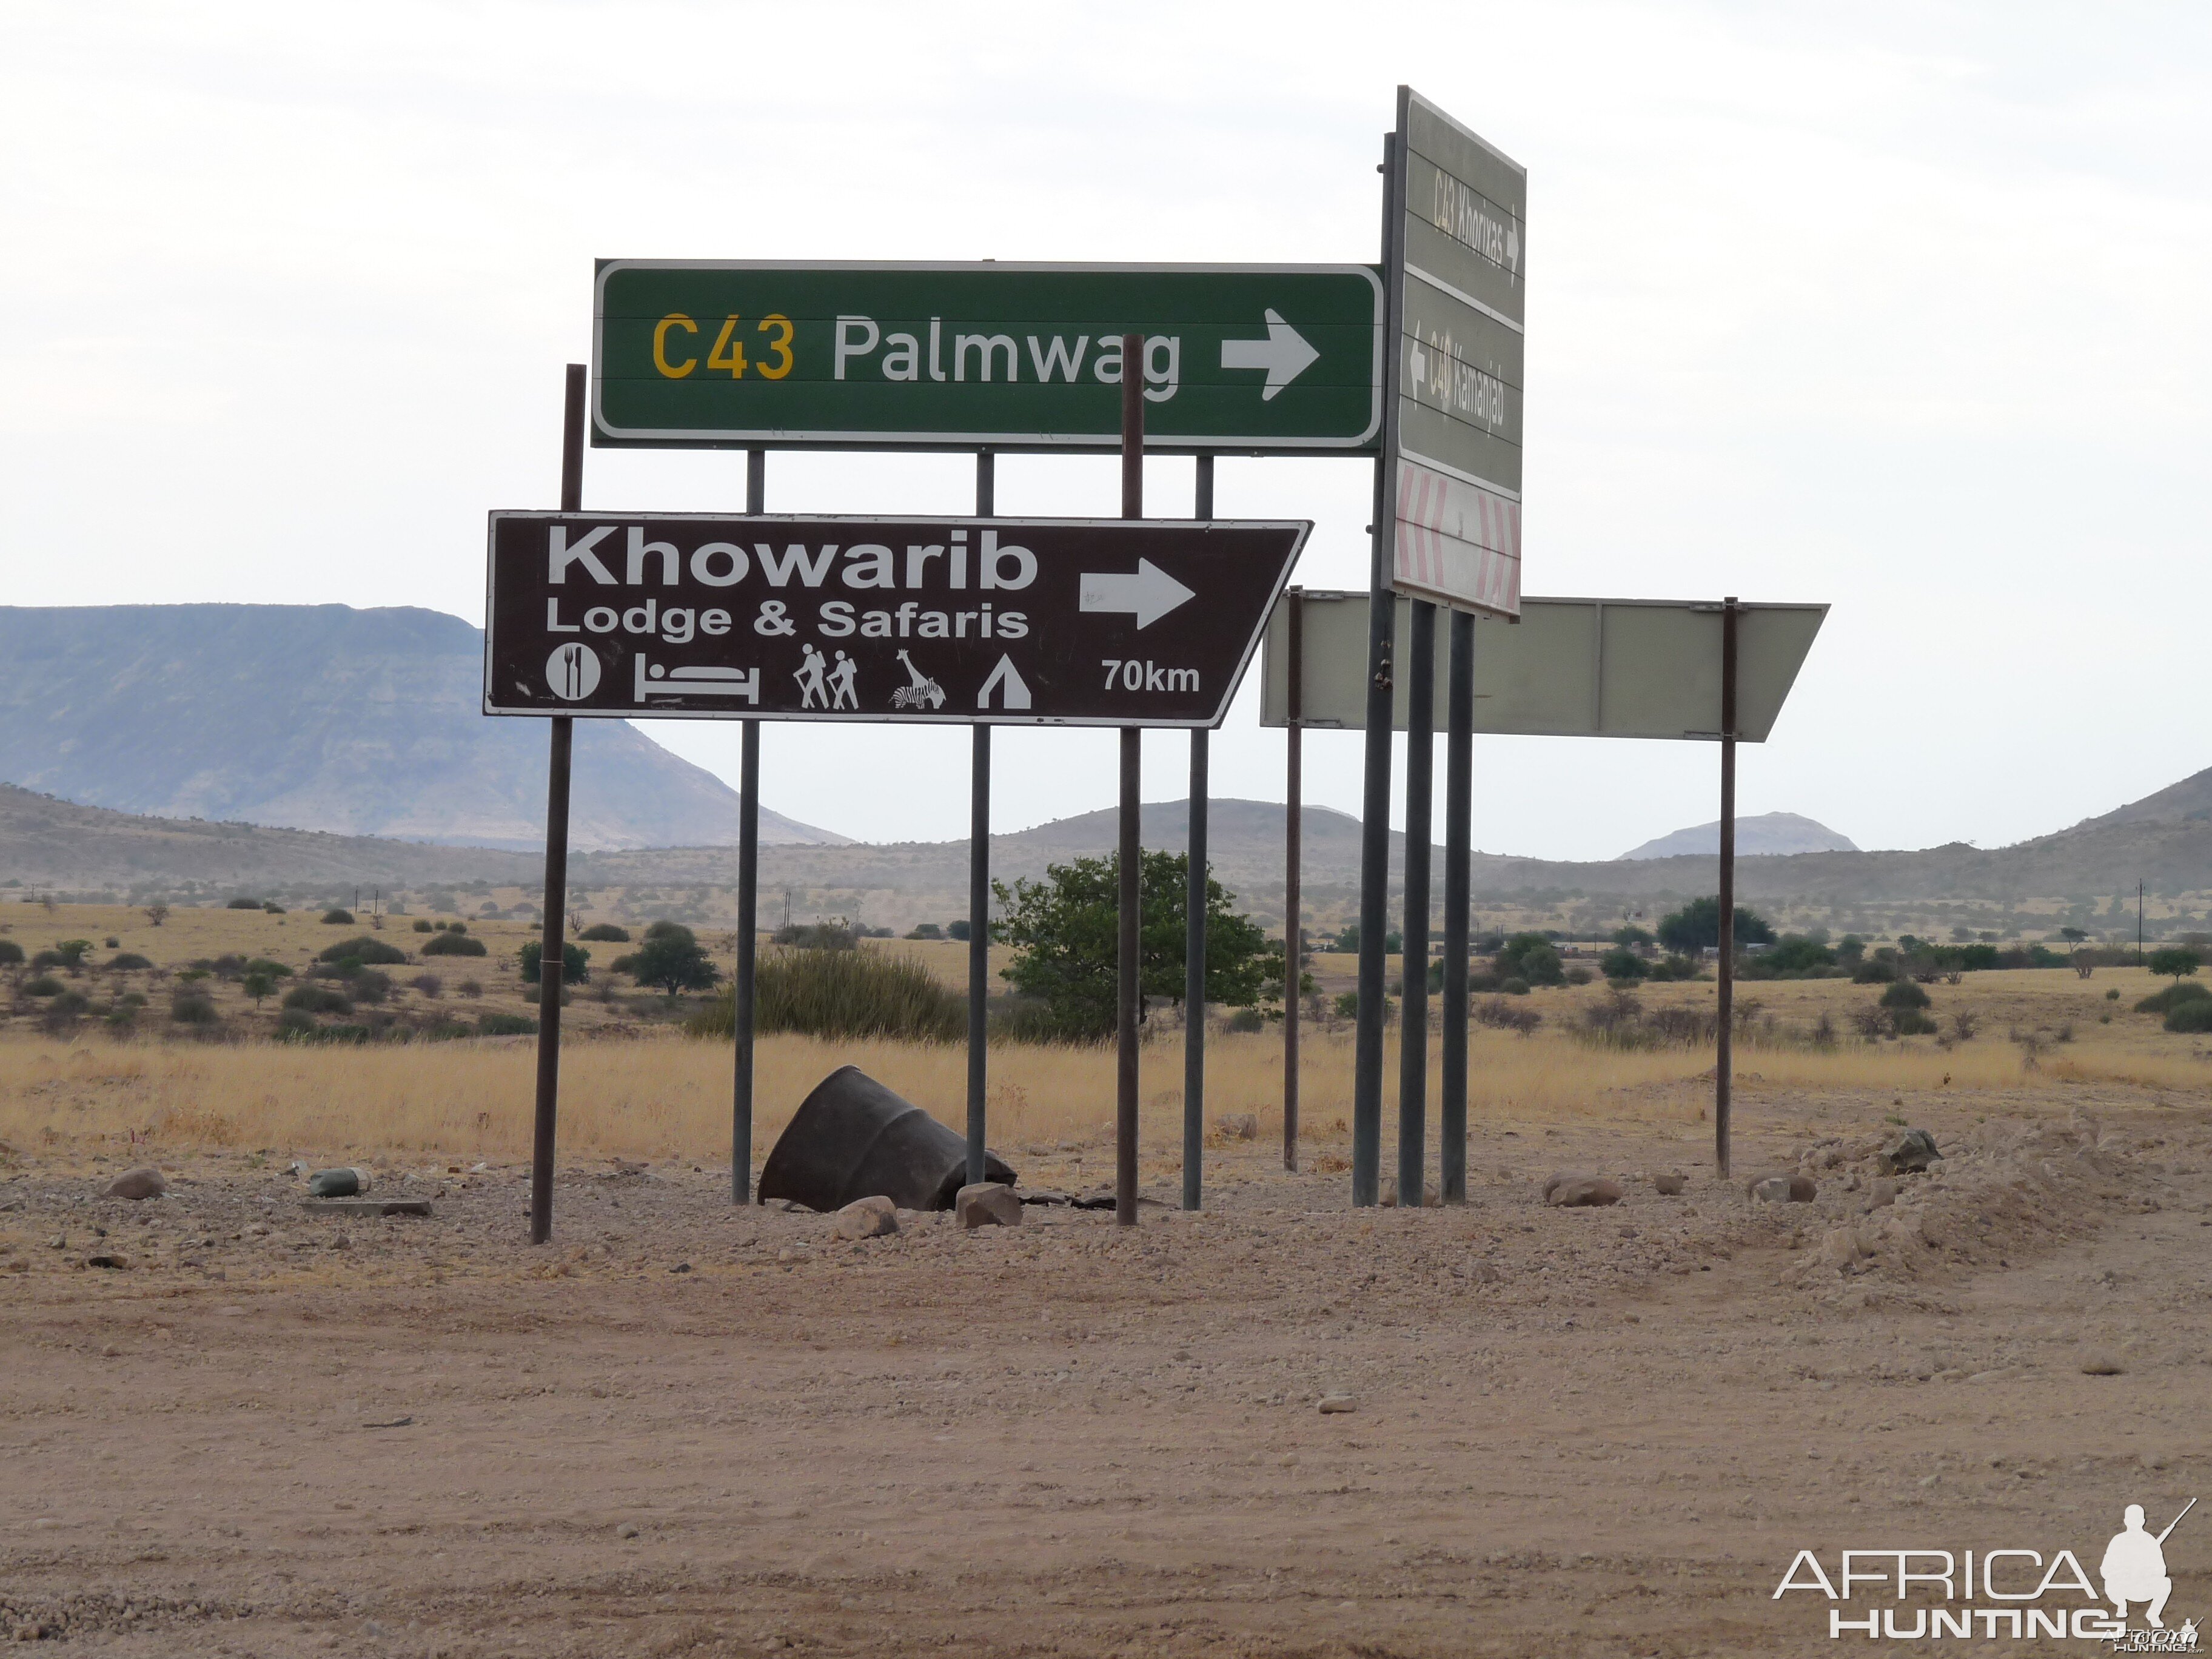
xmin=3 ymin=1082 xmax=2209 ymax=1657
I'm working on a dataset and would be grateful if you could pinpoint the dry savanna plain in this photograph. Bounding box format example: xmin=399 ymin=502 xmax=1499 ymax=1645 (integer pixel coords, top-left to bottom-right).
xmin=2 ymin=901 xmax=2210 ymax=1656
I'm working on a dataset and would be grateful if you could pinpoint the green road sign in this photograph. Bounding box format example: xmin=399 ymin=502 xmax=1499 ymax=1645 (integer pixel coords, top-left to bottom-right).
xmin=592 ymin=261 xmax=1382 ymax=453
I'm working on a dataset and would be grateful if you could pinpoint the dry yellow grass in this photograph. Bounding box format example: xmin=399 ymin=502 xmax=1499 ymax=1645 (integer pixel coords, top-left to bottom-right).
xmin=4 ymin=901 xmax=2207 ymax=1170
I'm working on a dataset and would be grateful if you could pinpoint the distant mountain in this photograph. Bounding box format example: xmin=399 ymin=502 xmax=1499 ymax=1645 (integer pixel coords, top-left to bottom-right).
xmin=0 ymin=605 xmax=846 ymax=852
xmin=2063 ymin=765 xmax=2212 ymax=831
xmin=1619 ymin=812 xmax=1858 ymax=860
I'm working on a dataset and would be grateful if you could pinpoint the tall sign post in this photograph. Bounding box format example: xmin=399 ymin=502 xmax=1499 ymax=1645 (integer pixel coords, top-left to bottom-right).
xmin=1116 ymin=337 xmax=1144 ymax=1229
xmin=529 ymin=365 xmax=586 ymax=1246
xmin=1356 ymin=87 xmax=1529 ymax=1208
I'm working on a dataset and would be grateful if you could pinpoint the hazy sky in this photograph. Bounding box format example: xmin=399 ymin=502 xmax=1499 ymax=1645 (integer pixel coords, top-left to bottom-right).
xmin=4 ymin=1 xmax=2205 ymax=860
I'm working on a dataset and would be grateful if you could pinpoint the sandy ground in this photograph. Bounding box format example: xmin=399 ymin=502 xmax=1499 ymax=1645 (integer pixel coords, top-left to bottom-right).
xmin=3 ymin=1087 xmax=2210 ymax=1657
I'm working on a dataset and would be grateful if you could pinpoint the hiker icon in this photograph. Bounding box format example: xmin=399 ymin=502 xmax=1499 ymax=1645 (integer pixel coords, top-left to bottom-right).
xmin=794 ymin=643 xmax=830 ymax=709
xmin=2102 ymin=1499 xmax=2193 ymax=1627
xmin=827 ymin=650 xmax=859 ymax=710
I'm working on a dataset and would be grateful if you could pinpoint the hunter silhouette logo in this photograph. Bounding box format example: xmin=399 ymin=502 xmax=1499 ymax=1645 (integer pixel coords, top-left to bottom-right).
xmin=1772 ymin=1496 xmax=2197 ymax=1644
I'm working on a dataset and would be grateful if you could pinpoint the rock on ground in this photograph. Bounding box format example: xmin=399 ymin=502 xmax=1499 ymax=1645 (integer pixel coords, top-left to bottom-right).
xmin=102 ymin=1167 xmax=166 ymax=1201
xmin=833 ymin=1196 xmax=899 ymax=1240
xmin=955 ymin=1182 xmax=1023 ymax=1229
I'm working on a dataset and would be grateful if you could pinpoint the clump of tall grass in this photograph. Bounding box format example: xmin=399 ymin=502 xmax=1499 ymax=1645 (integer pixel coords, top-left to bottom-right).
xmin=689 ymin=945 xmax=965 ymax=1044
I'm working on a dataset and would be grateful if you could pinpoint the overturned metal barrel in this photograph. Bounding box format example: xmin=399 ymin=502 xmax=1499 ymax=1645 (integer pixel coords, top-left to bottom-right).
xmin=759 ymin=1066 xmax=1016 ymax=1212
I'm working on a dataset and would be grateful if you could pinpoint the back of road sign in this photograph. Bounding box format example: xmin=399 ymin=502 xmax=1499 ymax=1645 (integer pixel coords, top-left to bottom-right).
xmin=1259 ymin=592 xmax=1826 ymax=741
xmin=1384 ymin=88 xmax=1527 ymax=618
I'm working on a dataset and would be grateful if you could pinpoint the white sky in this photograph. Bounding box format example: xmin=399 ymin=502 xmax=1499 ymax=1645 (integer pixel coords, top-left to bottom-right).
xmin=4 ymin=1 xmax=2206 ymax=859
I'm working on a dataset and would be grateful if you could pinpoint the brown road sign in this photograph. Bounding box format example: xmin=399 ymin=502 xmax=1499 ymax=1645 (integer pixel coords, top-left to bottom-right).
xmin=482 ymin=512 xmax=1309 ymax=729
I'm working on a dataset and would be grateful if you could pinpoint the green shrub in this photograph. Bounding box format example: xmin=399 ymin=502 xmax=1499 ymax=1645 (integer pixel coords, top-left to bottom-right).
xmin=276 ymin=1007 xmax=317 ymax=1036
xmin=519 ymin=940 xmax=589 ymax=984
xmin=347 ymin=968 xmax=392 ymax=1004
xmin=1332 ymin=991 xmax=1359 ymax=1021
xmin=1880 ymin=980 xmax=1931 ymax=1010
xmin=28 ymin=951 xmax=65 ymax=974
xmin=1494 ymin=933 xmax=1564 ymax=985
xmin=2105 ymin=987 xmax=2122 ymax=1002
xmin=1852 ymin=959 xmax=1899 ymax=984
xmin=263 ymin=902 xmax=285 ymax=914
xmin=1599 ymin=947 xmax=1645 ymax=982
xmin=1225 ymin=1007 xmax=1267 ymax=1033
xmin=1644 ymin=955 xmax=1701 ymax=982
xmin=2165 ymin=999 xmax=2212 ymax=1034
xmin=319 ymin=935 xmax=406 ymax=965
xmin=421 ymin=931 xmax=487 ymax=957
xmin=226 ymin=897 xmax=264 ymax=910
xmin=413 ymin=919 xmax=435 ymax=933
xmin=107 ymin=952 xmax=153 ymax=971
xmin=2136 ymin=982 xmax=2212 ymax=1015
xmin=689 ymin=946 xmax=963 ymax=1043
xmin=409 ymin=972 xmax=443 ymax=998
xmin=243 ymin=957 xmax=292 ymax=979
xmin=1499 ymin=976 xmax=1531 ymax=996
xmin=1890 ymin=1008 xmax=1939 ymax=1036
xmin=242 ymin=971 xmax=275 ymax=1005
xmin=1563 ymin=966 xmax=1594 ymax=986
xmin=478 ymin=1012 xmax=539 ymax=1037
xmin=170 ymin=990 xmax=220 ymax=1024
xmin=445 ymin=922 xmax=468 ymax=935
xmin=580 ymin=923 xmax=631 ymax=942
xmin=321 ymin=908 xmax=355 ymax=925
xmin=0 ymin=940 xmax=21 ymax=967
xmin=283 ymin=984 xmax=352 ymax=1015
xmin=48 ymin=990 xmax=90 ymax=1017
xmin=905 ymin=923 xmax=944 ymax=940
xmin=23 ymin=975 xmax=62 ymax=997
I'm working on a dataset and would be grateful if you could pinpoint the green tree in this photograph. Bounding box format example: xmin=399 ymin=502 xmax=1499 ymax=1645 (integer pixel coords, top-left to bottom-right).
xmin=242 ymin=971 xmax=275 ymax=1007
xmin=1494 ymin=933 xmax=1564 ymax=985
xmin=2148 ymin=945 xmax=2202 ymax=985
xmin=612 ymin=922 xmax=719 ymax=997
xmin=519 ymin=940 xmax=590 ymax=985
xmin=1610 ymin=924 xmax=1654 ymax=950
xmin=1331 ymin=920 xmax=1403 ymax=955
xmin=1762 ymin=934 xmax=1836 ymax=973
xmin=1599 ymin=946 xmax=1646 ymax=982
xmin=1656 ymin=897 xmax=1777 ymax=956
xmin=991 ymin=852 xmax=1281 ymax=1041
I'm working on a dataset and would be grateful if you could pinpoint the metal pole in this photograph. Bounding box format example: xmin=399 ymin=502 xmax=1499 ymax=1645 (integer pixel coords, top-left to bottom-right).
xmin=1116 ymin=333 xmax=1144 ymax=1230
xmin=1353 ymin=127 xmax=1407 ymax=1207
xmin=1715 ymin=597 xmax=1739 ymax=1179
xmin=529 ymin=361 xmax=586 ymax=1245
xmin=967 ymin=451 xmax=995 ymax=1187
xmin=1182 ymin=454 xmax=1213 ymax=1212
xmin=1397 ymin=600 xmax=1435 ymax=1207
xmin=1282 ymin=587 xmax=1304 ymax=1173
xmin=731 ymin=447 xmax=765 ymax=1204
xmin=1440 ymin=607 xmax=1473 ymax=1204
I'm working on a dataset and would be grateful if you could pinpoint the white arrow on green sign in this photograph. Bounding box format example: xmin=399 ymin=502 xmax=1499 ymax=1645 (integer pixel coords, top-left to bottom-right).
xmin=592 ymin=261 xmax=1382 ymax=453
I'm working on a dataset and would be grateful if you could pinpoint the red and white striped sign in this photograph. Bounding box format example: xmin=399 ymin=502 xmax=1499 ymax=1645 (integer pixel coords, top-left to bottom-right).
xmin=1392 ymin=456 xmax=1521 ymax=617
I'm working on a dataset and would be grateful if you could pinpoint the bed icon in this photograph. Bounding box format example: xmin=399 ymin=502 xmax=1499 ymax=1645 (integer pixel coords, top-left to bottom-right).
xmin=634 ymin=654 xmax=760 ymax=706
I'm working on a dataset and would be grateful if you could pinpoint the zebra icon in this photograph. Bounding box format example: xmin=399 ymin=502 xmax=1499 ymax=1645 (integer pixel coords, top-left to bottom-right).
xmin=890 ymin=650 xmax=946 ymax=711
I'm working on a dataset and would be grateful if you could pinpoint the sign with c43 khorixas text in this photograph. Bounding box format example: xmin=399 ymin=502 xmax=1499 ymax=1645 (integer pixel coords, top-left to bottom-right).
xmin=592 ymin=262 xmax=1382 ymax=452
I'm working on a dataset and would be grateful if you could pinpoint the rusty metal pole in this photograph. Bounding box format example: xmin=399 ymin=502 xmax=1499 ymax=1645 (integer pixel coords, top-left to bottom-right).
xmin=1116 ymin=333 xmax=1144 ymax=1228
xmin=1282 ymin=587 xmax=1304 ymax=1172
xmin=528 ymin=362 xmax=586 ymax=1245
xmin=1182 ymin=454 xmax=1213 ymax=1212
xmin=1715 ymin=597 xmax=1740 ymax=1179
xmin=1440 ymin=607 xmax=1473 ymax=1203
xmin=967 ymin=451 xmax=995 ymax=1187
xmin=1397 ymin=599 xmax=1435 ymax=1207
xmin=731 ymin=447 xmax=765 ymax=1204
